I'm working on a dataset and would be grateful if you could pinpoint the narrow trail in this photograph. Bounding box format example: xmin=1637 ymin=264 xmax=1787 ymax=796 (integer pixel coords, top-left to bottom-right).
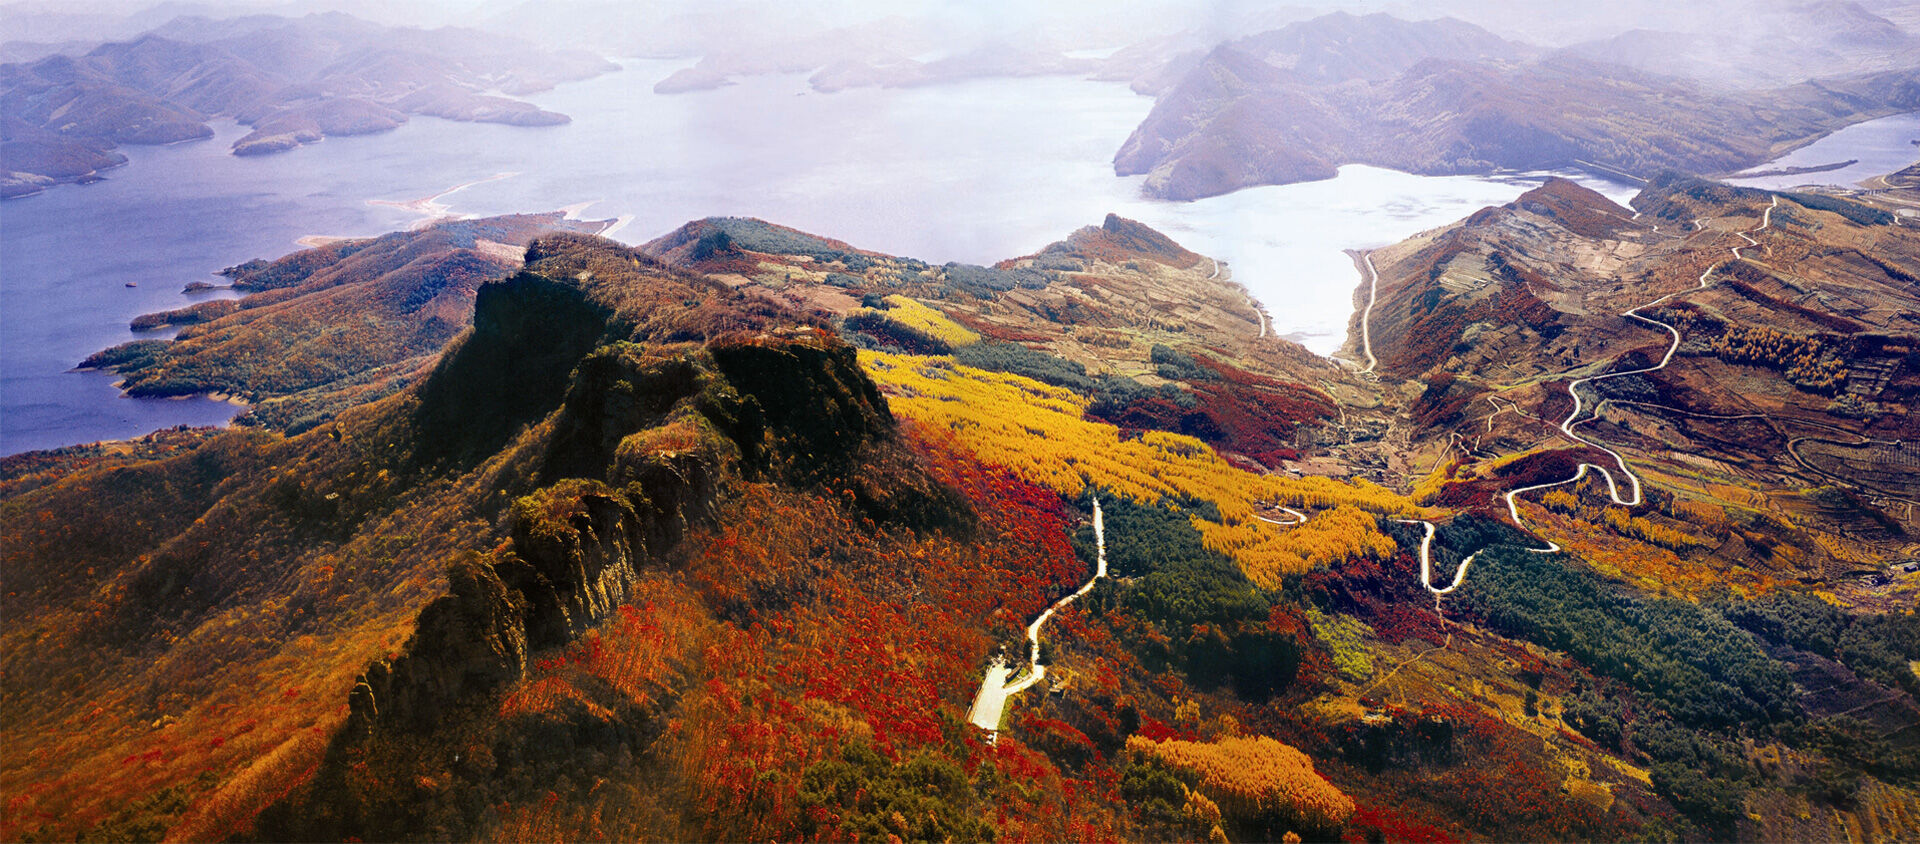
xmin=1358 ymin=519 xmax=1459 ymax=699
xmin=967 ymin=498 xmax=1108 ymax=735
xmin=1359 ymin=628 xmax=1454 ymax=701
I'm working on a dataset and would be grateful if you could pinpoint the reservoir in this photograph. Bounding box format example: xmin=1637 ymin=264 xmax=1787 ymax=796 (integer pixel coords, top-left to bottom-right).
xmin=1727 ymin=111 xmax=1918 ymax=191
xmin=17 ymin=58 xmax=1860 ymax=455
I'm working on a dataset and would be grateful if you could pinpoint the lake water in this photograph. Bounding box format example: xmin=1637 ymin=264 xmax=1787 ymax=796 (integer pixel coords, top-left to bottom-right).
xmin=4 ymin=59 xmax=1899 ymax=456
xmin=1728 ymin=111 xmax=1919 ymax=191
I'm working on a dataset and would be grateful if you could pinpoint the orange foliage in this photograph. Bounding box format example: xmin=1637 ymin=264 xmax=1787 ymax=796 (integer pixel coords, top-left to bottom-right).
xmin=1196 ymin=504 xmax=1398 ymax=590
xmin=1127 ymin=734 xmax=1354 ymax=831
xmin=862 ymin=351 xmax=1413 ymax=585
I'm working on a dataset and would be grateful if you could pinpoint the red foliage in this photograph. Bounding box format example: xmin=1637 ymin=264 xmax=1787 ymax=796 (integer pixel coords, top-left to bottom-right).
xmin=1301 ymin=538 xmax=1442 ymax=641
xmin=1426 ymin=447 xmax=1616 ymax=512
xmin=1346 ymin=801 xmax=1460 ymax=844
xmin=660 ymin=425 xmax=1130 ymax=839
xmin=1093 ymin=355 xmax=1334 ymax=466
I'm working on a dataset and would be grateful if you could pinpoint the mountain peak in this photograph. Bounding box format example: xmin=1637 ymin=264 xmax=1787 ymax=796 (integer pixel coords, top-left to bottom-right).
xmin=1508 ymin=176 xmax=1636 ymax=238
xmin=1028 ymin=214 xmax=1202 ymax=268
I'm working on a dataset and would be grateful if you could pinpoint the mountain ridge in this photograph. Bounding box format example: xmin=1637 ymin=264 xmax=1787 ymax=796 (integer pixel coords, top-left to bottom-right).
xmin=0 ymin=12 xmax=615 ymax=197
xmin=4 ymin=194 xmax=1917 ymax=841
xmin=1116 ymin=11 xmax=1920 ymax=200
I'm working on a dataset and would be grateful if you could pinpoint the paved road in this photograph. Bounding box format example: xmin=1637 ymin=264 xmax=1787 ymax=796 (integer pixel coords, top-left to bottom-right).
xmin=967 ymin=498 xmax=1108 ymax=733
xmin=1214 ymin=258 xmax=1270 ymax=338
xmin=1255 ymin=504 xmax=1308 ymax=526
xmin=1498 ymin=197 xmax=1780 ymax=549
xmin=1392 ymin=198 xmax=1782 ymax=592
xmin=1391 ymin=518 xmax=1474 ymax=596
xmin=1357 ymin=252 xmax=1381 ymax=373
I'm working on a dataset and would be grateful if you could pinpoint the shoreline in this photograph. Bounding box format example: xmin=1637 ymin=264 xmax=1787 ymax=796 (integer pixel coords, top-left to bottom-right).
xmin=1720 ymin=108 xmax=1919 ymax=183
xmin=368 ymin=172 xmax=519 ymax=223
xmin=1732 ymin=158 xmax=1859 ymax=179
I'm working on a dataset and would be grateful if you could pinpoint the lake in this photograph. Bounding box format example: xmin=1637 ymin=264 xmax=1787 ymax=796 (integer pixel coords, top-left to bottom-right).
xmin=6 ymin=60 xmax=1899 ymax=455
xmin=1727 ymin=111 xmax=1919 ymax=191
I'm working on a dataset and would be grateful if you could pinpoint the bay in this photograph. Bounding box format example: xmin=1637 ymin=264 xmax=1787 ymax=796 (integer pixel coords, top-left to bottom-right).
xmin=1727 ymin=111 xmax=1919 ymax=191
xmin=2 ymin=59 xmax=1636 ymax=454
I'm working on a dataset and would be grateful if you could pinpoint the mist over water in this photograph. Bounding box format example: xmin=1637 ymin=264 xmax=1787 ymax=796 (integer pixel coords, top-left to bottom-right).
xmin=0 ymin=58 xmax=1902 ymax=455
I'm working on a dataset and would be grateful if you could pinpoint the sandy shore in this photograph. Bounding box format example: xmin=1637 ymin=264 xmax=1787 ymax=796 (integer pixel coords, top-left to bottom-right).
xmin=368 ymin=172 xmax=518 ymax=224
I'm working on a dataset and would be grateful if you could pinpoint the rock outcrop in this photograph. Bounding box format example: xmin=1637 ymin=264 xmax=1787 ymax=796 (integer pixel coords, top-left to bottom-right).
xmin=335 ymin=233 xmax=907 ymax=744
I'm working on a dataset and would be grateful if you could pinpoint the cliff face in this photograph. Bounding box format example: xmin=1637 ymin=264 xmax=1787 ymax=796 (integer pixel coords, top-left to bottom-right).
xmin=14 ymin=208 xmax=1919 ymax=843
xmin=243 ymin=233 xmax=974 ymax=841
xmin=306 ymin=232 xmax=912 ymax=742
xmin=1 ymin=226 xmax=939 ymax=841
xmin=84 ymin=213 xmax=613 ymax=433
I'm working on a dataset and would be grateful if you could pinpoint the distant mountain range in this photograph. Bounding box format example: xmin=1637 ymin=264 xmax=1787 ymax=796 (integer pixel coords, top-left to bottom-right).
xmin=1563 ymin=0 xmax=1920 ymax=88
xmin=1115 ymin=11 xmax=1920 ymax=200
xmin=0 ymin=12 xmax=615 ymax=198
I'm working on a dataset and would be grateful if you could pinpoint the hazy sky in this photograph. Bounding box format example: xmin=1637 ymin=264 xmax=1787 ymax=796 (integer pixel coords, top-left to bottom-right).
xmin=5 ymin=0 xmax=1915 ymax=51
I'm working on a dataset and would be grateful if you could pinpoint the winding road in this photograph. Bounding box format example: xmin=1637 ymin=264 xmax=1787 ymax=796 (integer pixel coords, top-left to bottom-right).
xmin=965 ymin=493 xmax=1312 ymax=736
xmin=1591 ymin=399 xmax=1916 ymax=515
xmin=1494 ymin=196 xmax=1780 ymax=549
xmin=1381 ymin=197 xmax=1781 ymax=595
xmin=1391 ymin=519 xmax=1474 ymax=598
xmin=967 ymin=498 xmax=1109 ymax=735
xmin=1356 ymin=251 xmax=1381 ymax=373
xmin=1256 ymin=505 xmax=1309 ymax=526
xmin=1362 ymin=519 xmax=1463 ymax=699
xmin=1204 ymin=256 xmax=1269 ymax=338
xmin=1214 ymin=258 xmax=1270 ymax=339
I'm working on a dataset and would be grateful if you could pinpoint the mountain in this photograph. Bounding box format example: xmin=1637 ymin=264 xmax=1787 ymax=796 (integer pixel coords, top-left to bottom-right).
xmin=1231 ymin=11 xmax=1531 ymax=85
xmin=648 ymin=18 xmax=1107 ymax=96
xmin=477 ymin=0 xmax=849 ymax=61
xmin=1115 ymin=11 xmax=1920 ymax=201
xmin=648 ymin=15 xmax=938 ymax=94
xmin=1356 ymin=174 xmax=1920 ymax=521
xmin=0 ymin=12 xmax=616 ymax=197
xmin=82 ymin=211 xmax=615 ymax=432
xmin=4 ymin=196 xmax=1918 ymax=841
xmin=1563 ymin=1 xmax=1920 ymax=89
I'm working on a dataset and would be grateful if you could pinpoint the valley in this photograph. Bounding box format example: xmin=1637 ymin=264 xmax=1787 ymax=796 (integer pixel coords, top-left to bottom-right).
xmin=4 ymin=168 xmax=1917 ymax=840
xmin=3 ymin=3 xmax=1919 ymax=842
